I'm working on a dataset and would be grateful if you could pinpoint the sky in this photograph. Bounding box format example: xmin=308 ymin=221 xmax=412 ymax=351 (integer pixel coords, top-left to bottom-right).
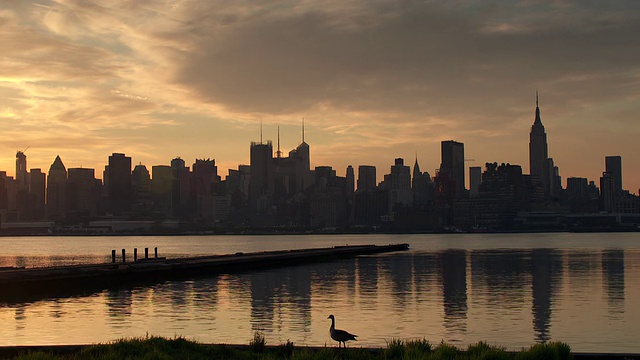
xmin=1 ymin=0 xmax=640 ymax=192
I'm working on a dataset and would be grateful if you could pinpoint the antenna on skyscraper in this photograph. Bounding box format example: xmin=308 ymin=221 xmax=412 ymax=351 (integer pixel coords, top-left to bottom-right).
xmin=536 ymin=90 xmax=539 ymax=107
xmin=302 ymin=117 xmax=305 ymax=143
xmin=260 ymin=118 xmax=263 ymax=144
xmin=276 ymin=125 xmax=282 ymax=158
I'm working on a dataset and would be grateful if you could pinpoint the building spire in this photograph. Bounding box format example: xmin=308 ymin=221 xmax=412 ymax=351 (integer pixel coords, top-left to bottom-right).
xmin=276 ymin=124 xmax=282 ymax=158
xmin=534 ymin=90 xmax=542 ymax=126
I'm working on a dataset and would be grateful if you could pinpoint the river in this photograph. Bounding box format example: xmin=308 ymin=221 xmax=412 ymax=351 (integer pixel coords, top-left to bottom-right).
xmin=0 ymin=233 xmax=638 ymax=353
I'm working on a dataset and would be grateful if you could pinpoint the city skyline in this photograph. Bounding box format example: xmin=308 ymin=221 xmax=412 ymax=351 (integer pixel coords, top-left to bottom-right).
xmin=2 ymin=1 xmax=640 ymax=192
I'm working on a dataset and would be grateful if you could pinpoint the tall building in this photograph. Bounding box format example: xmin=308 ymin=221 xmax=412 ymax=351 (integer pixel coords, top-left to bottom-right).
xmin=384 ymin=158 xmax=413 ymax=208
xmin=600 ymin=172 xmax=616 ymax=213
xmin=529 ymin=93 xmax=549 ymax=196
xmin=171 ymin=157 xmax=192 ymax=217
xmin=249 ymin=140 xmax=274 ymax=212
xmin=345 ymin=165 xmax=355 ymax=195
xmin=152 ymin=165 xmax=173 ymax=216
xmin=131 ymin=164 xmax=152 ymax=212
xmin=440 ymin=140 xmax=465 ymax=197
xmin=47 ymin=155 xmax=67 ymax=220
xmin=469 ymin=166 xmax=482 ymax=198
xmin=605 ymin=156 xmax=622 ymax=195
xmin=357 ymin=165 xmax=377 ymax=192
xmin=107 ymin=153 xmax=132 ymax=215
xmin=68 ymin=168 xmax=99 ymax=216
xmin=15 ymin=150 xmax=28 ymax=189
xmin=29 ymin=168 xmax=46 ymax=220
xmin=412 ymin=156 xmax=432 ymax=206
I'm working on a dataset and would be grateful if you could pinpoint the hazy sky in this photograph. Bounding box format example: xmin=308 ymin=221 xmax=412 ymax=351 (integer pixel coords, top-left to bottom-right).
xmin=2 ymin=0 xmax=640 ymax=192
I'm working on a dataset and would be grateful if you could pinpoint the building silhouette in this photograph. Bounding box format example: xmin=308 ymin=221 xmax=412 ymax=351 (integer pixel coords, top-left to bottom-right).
xmin=439 ymin=140 xmax=465 ymax=198
xmin=605 ymin=156 xmax=622 ymax=195
xmin=249 ymin=140 xmax=274 ymax=215
xmin=47 ymin=156 xmax=67 ymax=220
xmin=357 ymin=165 xmax=377 ymax=192
xmin=382 ymin=158 xmax=413 ymax=210
xmin=131 ymin=164 xmax=152 ymax=213
xmin=67 ymin=167 xmax=100 ymax=218
xmin=529 ymin=93 xmax=550 ymax=198
xmin=151 ymin=165 xmax=172 ymax=217
xmin=106 ymin=153 xmax=132 ymax=216
xmin=469 ymin=166 xmax=481 ymax=198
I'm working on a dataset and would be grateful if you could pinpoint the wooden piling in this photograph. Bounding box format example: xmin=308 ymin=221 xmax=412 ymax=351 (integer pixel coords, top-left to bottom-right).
xmin=111 ymin=250 xmax=116 ymax=263
xmin=122 ymin=249 xmax=126 ymax=263
xmin=144 ymin=248 xmax=149 ymax=259
xmin=134 ymin=248 xmax=138 ymax=262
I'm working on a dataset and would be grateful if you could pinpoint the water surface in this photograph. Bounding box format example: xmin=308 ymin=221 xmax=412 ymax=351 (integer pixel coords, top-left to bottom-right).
xmin=0 ymin=233 xmax=638 ymax=352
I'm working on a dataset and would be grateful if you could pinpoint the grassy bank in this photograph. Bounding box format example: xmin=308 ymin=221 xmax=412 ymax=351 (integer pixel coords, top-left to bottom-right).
xmin=3 ymin=335 xmax=573 ymax=360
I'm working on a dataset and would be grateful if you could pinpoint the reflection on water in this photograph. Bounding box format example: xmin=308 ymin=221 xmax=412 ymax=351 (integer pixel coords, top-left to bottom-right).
xmin=0 ymin=234 xmax=639 ymax=353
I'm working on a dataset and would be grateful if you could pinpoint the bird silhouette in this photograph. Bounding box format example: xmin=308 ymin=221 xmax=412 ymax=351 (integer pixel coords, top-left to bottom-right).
xmin=327 ymin=314 xmax=357 ymax=348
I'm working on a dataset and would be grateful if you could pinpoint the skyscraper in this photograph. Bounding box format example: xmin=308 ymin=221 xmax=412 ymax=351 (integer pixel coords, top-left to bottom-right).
xmin=107 ymin=153 xmax=132 ymax=215
xmin=345 ymin=165 xmax=355 ymax=195
xmin=469 ymin=166 xmax=481 ymax=198
xmin=249 ymin=140 xmax=274 ymax=212
xmin=385 ymin=158 xmax=413 ymax=207
xmin=529 ymin=92 xmax=549 ymax=196
xmin=605 ymin=156 xmax=622 ymax=195
xmin=357 ymin=165 xmax=377 ymax=192
xmin=440 ymin=140 xmax=465 ymax=197
xmin=15 ymin=150 xmax=28 ymax=189
xmin=47 ymin=155 xmax=67 ymax=220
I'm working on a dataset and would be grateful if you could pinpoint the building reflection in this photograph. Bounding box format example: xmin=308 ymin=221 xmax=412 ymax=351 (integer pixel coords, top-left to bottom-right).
xmin=601 ymin=249 xmax=625 ymax=316
xmin=248 ymin=265 xmax=312 ymax=334
xmin=14 ymin=304 xmax=26 ymax=331
xmin=311 ymin=259 xmax=357 ymax=308
xmin=191 ymin=277 xmax=220 ymax=310
xmin=380 ymin=253 xmax=414 ymax=310
xmin=530 ymin=249 xmax=563 ymax=343
xmin=105 ymin=288 xmax=133 ymax=319
xmin=412 ymin=252 xmax=438 ymax=296
xmin=357 ymin=256 xmax=379 ymax=309
xmin=471 ymin=250 xmax=528 ymax=307
xmin=440 ymin=249 xmax=467 ymax=334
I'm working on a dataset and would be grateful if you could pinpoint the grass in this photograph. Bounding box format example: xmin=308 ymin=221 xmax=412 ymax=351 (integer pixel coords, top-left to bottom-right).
xmin=3 ymin=334 xmax=574 ymax=360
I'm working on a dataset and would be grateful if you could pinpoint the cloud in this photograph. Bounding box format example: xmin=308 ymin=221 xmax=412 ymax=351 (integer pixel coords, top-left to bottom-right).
xmin=1 ymin=0 xmax=640 ymax=190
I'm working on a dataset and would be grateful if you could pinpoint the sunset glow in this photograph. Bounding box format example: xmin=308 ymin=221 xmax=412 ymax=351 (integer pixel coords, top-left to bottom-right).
xmin=2 ymin=1 xmax=640 ymax=191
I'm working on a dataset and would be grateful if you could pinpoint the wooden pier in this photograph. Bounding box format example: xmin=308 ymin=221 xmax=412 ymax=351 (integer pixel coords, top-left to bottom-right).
xmin=0 ymin=243 xmax=409 ymax=302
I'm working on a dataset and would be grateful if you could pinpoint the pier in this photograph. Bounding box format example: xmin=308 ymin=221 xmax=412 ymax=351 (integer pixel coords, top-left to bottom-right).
xmin=0 ymin=243 xmax=409 ymax=302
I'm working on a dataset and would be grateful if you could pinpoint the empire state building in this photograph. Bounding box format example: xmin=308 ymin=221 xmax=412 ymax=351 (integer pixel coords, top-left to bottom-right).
xmin=529 ymin=93 xmax=549 ymax=196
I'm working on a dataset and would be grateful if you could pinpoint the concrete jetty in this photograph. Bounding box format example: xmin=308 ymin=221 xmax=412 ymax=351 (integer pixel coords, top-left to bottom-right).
xmin=0 ymin=243 xmax=409 ymax=302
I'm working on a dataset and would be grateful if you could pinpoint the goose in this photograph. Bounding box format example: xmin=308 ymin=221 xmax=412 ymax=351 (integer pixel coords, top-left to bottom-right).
xmin=327 ymin=314 xmax=357 ymax=348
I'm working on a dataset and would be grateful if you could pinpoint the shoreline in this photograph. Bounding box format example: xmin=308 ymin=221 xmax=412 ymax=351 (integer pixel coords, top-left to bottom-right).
xmin=0 ymin=338 xmax=637 ymax=360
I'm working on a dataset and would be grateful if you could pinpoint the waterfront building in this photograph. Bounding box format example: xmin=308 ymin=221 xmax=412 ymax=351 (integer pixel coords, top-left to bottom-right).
xmin=151 ymin=165 xmax=173 ymax=217
xmin=15 ymin=151 xmax=28 ymax=190
xmin=68 ymin=168 xmax=100 ymax=218
xmin=47 ymin=155 xmax=67 ymax=220
xmin=171 ymin=157 xmax=192 ymax=217
xmin=28 ymin=168 xmax=46 ymax=220
xmin=605 ymin=156 xmax=622 ymax=195
xmin=345 ymin=165 xmax=354 ymax=195
xmin=131 ymin=164 xmax=152 ymax=213
xmin=106 ymin=153 xmax=132 ymax=216
xmin=529 ymin=93 xmax=550 ymax=197
xmin=383 ymin=158 xmax=413 ymax=208
xmin=439 ymin=140 xmax=465 ymax=198
xmin=249 ymin=140 xmax=274 ymax=214
xmin=357 ymin=165 xmax=377 ymax=192
xmin=469 ymin=166 xmax=481 ymax=198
